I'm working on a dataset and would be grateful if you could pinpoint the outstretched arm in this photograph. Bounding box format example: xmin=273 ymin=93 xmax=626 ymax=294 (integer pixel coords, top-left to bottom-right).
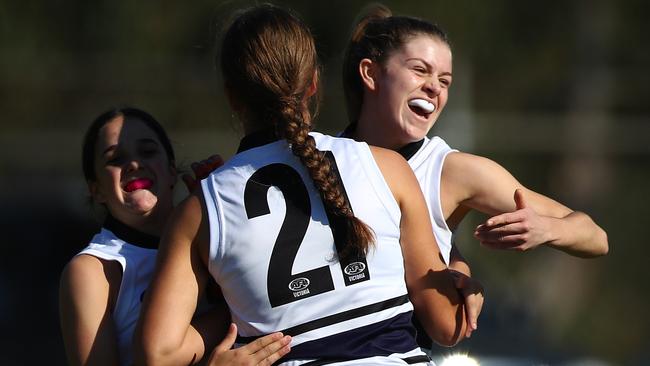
xmin=372 ymin=147 xmax=468 ymax=346
xmin=443 ymin=152 xmax=608 ymax=257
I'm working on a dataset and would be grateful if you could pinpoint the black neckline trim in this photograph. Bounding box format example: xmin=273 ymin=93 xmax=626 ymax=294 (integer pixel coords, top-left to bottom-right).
xmin=104 ymin=215 xmax=159 ymax=249
xmin=340 ymin=124 xmax=424 ymax=161
xmin=237 ymin=128 xmax=281 ymax=153
xmin=396 ymin=139 xmax=424 ymax=161
xmin=340 ymin=123 xmax=356 ymax=139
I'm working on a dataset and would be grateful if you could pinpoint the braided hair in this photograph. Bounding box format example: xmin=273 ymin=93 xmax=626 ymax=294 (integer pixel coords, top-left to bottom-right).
xmin=220 ymin=4 xmax=374 ymax=261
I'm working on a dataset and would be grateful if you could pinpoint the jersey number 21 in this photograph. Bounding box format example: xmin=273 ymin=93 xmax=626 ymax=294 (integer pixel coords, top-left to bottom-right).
xmin=244 ymin=158 xmax=370 ymax=308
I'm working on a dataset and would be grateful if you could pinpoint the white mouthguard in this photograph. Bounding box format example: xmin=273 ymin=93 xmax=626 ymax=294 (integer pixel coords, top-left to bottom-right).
xmin=408 ymin=99 xmax=435 ymax=113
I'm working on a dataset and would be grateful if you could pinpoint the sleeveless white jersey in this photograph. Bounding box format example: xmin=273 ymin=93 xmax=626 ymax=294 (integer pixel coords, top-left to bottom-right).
xmin=202 ymin=132 xmax=432 ymax=366
xmin=77 ymin=228 xmax=157 ymax=366
xmin=406 ymin=136 xmax=457 ymax=265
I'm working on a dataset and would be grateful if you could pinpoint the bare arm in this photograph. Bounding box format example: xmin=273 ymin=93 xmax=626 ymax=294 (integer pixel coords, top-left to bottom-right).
xmin=371 ymin=147 xmax=468 ymax=346
xmin=134 ymin=193 xmax=212 ymax=365
xmin=443 ymin=152 xmax=608 ymax=257
xmin=59 ymin=255 xmax=121 ymax=366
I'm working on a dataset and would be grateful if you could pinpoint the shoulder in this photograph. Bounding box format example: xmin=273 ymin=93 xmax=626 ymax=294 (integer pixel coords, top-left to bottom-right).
xmin=62 ymin=254 xmax=122 ymax=282
xmin=312 ymin=131 xmax=362 ymax=151
xmin=59 ymin=254 xmax=123 ymax=362
xmin=441 ymin=152 xmax=520 ymax=205
xmin=418 ymin=136 xmax=454 ymax=155
xmin=369 ymin=146 xmax=420 ymax=203
xmin=369 ymin=145 xmax=410 ymax=172
xmin=443 ymin=152 xmax=508 ymax=181
xmin=427 ymin=136 xmax=453 ymax=150
xmin=60 ymin=254 xmax=122 ymax=300
xmin=406 ymin=136 xmax=455 ymax=169
xmin=444 ymin=151 xmax=489 ymax=168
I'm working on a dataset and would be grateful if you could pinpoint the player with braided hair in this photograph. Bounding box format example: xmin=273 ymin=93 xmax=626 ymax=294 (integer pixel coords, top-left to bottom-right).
xmin=136 ymin=4 xmax=466 ymax=365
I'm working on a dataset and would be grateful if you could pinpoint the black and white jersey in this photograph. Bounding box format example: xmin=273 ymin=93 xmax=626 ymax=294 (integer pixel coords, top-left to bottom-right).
xmin=339 ymin=127 xmax=457 ymax=265
xmin=77 ymin=217 xmax=158 ymax=366
xmin=404 ymin=136 xmax=458 ymax=265
xmin=201 ymin=131 xmax=431 ymax=365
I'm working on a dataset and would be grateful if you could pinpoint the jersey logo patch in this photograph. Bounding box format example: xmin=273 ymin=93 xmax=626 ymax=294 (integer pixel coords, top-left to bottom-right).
xmin=289 ymin=277 xmax=311 ymax=298
xmin=343 ymin=262 xmax=368 ymax=282
xmin=289 ymin=277 xmax=310 ymax=291
xmin=343 ymin=261 xmax=366 ymax=275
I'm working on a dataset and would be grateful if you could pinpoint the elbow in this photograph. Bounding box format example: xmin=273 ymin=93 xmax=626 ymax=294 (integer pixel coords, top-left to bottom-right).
xmin=431 ymin=306 xmax=467 ymax=347
xmin=133 ymin=329 xmax=181 ymax=366
xmin=408 ymin=271 xmax=469 ymax=347
xmin=578 ymin=213 xmax=609 ymax=258
xmin=432 ymin=331 xmax=462 ymax=347
xmin=436 ymin=336 xmax=463 ymax=348
xmin=585 ymin=227 xmax=608 ymax=258
xmin=134 ymin=343 xmax=173 ymax=366
xmin=415 ymin=301 xmax=467 ymax=347
xmin=596 ymin=228 xmax=609 ymax=257
xmin=568 ymin=224 xmax=609 ymax=259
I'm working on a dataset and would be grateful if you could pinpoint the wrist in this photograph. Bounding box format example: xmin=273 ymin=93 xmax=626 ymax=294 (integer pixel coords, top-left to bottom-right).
xmin=448 ymin=261 xmax=471 ymax=277
xmin=541 ymin=215 xmax=563 ymax=248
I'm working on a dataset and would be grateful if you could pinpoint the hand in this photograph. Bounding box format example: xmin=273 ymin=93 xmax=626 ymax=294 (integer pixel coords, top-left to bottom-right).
xmin=449 ymin=270 xmax=484 ymax=338
xmin=474 ymin=189 xmax=551 ymax=251
xmin=207 ymin=323 xmax=291 ymax=366
xmin=182 ymin=154 xmax=225 ymax=193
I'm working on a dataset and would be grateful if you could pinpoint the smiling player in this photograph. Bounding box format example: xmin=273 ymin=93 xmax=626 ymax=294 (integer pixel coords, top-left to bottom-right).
xmin=341 ymin=3 xmax=608 ymax=350
xmin=59 ymin=107 xmax=291 ymax=366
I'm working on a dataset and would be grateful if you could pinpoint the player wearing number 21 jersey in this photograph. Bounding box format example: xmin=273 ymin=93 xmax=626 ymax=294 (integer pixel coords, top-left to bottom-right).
xmin=201 ymin=130 xmax=432 ymax=365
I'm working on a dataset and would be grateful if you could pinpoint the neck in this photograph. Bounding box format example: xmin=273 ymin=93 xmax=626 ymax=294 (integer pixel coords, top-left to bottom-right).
xmin=104 ymin=214 xmax=160 ymax=249
xmin=354 ymin=123 xmax=399 ymax=151
xmin=135 ymin=216 xmax=166 ymax=237
xmin=355 ymin=103 xmax=408 ymax=151
xmin=242 ymin=119 xmax=262 ymax=136
xmin=110 ymin=205 xmax=170 ymax=238
xmin=240 ymin=101 xmax=311 ymax=136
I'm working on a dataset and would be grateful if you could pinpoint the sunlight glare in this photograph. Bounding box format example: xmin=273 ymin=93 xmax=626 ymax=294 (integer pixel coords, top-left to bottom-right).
xmin=439 ymin=354 xmax=480 ymax=366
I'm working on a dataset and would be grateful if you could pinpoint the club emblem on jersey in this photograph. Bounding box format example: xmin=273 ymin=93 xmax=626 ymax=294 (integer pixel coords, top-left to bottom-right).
xmin=344 ymin=262 xmax=366 ymax=275
xmin=344 ymin=261 xmax=367 ymax=282
xmin=289 ymin=277 xmax=311 ymax=298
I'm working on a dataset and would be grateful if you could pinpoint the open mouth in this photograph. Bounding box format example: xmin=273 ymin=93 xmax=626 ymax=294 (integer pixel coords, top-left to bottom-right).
xmin=408 ymin=98 xmax=435 ymax=118
xmin=124 ymin=178 xmax=153 ymax=192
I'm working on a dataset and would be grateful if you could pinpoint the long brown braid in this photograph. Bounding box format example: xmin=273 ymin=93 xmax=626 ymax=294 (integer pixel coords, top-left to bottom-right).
xmin=220 ymin=4 xmax=374 ymax=261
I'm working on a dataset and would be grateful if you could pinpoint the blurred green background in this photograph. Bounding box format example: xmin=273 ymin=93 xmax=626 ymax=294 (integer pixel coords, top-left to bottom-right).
xmin=1 ymin=0 xmax=648 ymax=364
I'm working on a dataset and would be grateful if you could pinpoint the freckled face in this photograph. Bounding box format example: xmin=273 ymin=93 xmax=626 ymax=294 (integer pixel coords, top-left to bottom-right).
xmin=374 ymin=35 xmax=452 ymax=145
xmin=90 ymin=116 xmax=176 ymax=227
